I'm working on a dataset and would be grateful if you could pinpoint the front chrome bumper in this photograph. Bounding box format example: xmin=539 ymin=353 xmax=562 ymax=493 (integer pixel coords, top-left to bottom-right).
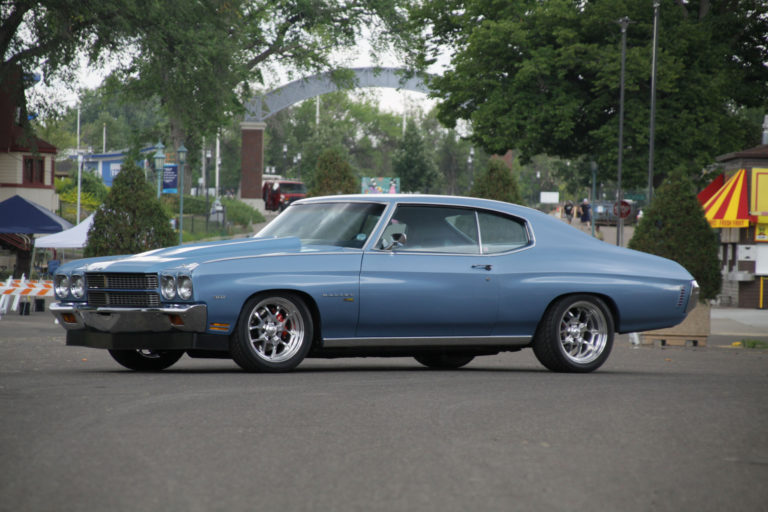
xmin=50 ymin=302 xmax=207 ymax=333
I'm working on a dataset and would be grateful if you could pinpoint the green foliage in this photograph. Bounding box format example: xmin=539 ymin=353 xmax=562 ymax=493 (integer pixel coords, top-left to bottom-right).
xmin=309 ymin=148 xmax=358 ymax=197
xmin=628 ymin=172 xmax=720 ymax=301
xmin=393 ymin=119 xmax=439 ymax=193
xmin=221 ymin=198 xmax=265 ymax=226
xmin=409 ymin=0 xmax=768 ymax=189
xmin=85 ymin=153 xmax=176 ymax=256
xmin=54 ymin=172 xmax=110 ymax=223
xmin=470 ymin=158 xmax=523 ymax=205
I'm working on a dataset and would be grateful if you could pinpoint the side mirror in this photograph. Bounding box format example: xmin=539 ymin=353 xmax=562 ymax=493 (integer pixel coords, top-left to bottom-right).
xmin=384 ymin=232 xmax=407 ymax=251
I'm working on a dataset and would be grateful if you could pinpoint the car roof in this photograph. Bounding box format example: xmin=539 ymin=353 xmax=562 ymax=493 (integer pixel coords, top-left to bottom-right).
xmin=296 ymin=193 xmax=532 ymax=212
xmin=294 ymin=194 xmax=606 ymax=249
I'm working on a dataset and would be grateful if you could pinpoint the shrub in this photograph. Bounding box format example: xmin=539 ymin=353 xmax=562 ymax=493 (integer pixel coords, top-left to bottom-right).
xmin=85 ymin=152 xmax=176 ymax=256
xmin=470 ymin=158 xmax=523 ymax=204
xmin=628 ymin=171 xmax=721 ymax=300
xmin=309 ymin=147 xmax=358 ymax=196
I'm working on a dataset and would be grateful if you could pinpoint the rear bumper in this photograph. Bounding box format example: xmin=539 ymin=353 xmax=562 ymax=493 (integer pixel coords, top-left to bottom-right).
xmin=50 ymin=302 xmax=207 ymax=333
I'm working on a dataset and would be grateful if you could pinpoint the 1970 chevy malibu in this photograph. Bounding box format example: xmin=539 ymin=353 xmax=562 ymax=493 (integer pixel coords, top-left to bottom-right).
xmin=51 ymin=194 xmax=698 ymax=373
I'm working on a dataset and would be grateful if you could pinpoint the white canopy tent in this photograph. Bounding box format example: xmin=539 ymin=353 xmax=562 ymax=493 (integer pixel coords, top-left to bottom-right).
xmin=34 ymin=214 xmax=94 ymax=249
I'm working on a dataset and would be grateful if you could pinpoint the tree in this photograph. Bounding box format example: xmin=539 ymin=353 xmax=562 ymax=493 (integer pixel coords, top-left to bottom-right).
xmin=106 ymin=0 xmax=416 ymax=192
xmin=85 ymin=152 xmax=175 ymax=257
xmin=309 ymin=147 xmax=357 ymax=197
xmin=470 ymin=159 xmax=522 ymax=205
xmin=628 ymin=171 xmax=720 ymax=301
xmin=408 ymin=0 xmax=768 ymax=189
xmin=393 ymin=119 xmax=439 ymax=193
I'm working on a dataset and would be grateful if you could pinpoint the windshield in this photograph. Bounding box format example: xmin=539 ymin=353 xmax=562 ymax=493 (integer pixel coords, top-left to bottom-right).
xmin=280 ymin=183 xmax=307 ymax=194
xmin=256 ymin=202 xmax=386 ymax=248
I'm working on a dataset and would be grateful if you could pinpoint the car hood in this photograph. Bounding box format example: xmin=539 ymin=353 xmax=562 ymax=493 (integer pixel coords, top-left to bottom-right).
xmin=57 ymin=237 xmax=303 ymax=274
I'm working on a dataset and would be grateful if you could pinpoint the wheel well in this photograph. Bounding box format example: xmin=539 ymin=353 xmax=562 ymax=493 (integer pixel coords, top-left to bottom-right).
xmin=535 ymin=293 xmax=620 ymax=336
xmin=240 ymin=289 xmax=323 ymax=347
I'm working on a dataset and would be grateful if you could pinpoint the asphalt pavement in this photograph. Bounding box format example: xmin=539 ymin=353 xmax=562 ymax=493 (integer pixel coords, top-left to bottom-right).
xmin=1 ymin=306 xmax=766 ymax=512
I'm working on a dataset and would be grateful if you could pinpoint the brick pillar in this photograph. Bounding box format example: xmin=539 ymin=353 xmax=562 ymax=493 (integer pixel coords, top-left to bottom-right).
xmin=240 ymin=121 xmax=266 ymax=199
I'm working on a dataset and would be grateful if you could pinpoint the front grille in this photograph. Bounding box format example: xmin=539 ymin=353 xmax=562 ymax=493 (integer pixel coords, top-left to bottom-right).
xmin=86 ymin=273 xmax=158 ymax=290
xmin=88 ymin=291 xmax=161 ymax=307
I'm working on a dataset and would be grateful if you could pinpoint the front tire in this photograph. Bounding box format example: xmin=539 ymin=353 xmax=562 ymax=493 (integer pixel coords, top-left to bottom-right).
xmin=231 ymin=292 xmax=313 ymax=372
xmin=532 ymin=295 xmax=614 ymax=373
xmin=108 ymin=349 xmax=184 ymax=371
xmin=415 ymin=353 xmax=475 ymax=369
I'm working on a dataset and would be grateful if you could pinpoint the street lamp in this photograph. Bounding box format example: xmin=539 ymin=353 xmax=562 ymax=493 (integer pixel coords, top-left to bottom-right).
xmin=616 ymin=16 xmax=630 ymax=247
xmin=177 ymin=144 xmax=187 ymax=245
xmin=647 ymin=1 xmax=660 ymax=204
xmin=76 ymin=153 xmax=83 ymax=223
xmin=294 ymin=153 xmax=302 ymax=180
xmin=468 ymin=147 xmax=475 ymax=192
xmin=153 ymin=142 xmax=165 ymax=198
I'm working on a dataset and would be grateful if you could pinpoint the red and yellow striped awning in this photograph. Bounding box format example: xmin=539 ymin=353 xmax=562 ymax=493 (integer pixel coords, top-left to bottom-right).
xmin=702 ymin=169 xmax=752 ymax=228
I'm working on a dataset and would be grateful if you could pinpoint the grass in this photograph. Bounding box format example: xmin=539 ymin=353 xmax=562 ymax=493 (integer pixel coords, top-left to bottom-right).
xmin=731 ymin=339 xmax=768 ymax=349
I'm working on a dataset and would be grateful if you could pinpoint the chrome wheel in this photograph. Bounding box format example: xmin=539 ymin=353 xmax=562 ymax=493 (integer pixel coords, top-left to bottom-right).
xmin=232 ymin=293 xmax=313 ymax=372
xmin=532 ymin=295 xmax=614 ymax=373
xmin=558 ymin=301 xmax=609 ymax=364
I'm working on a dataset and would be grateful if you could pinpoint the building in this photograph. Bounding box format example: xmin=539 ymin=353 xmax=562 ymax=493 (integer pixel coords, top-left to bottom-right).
xmin=0 ymin=69 xmax=58 ymax=210
xmin=702 ymin=121 xmax=768 ymax=308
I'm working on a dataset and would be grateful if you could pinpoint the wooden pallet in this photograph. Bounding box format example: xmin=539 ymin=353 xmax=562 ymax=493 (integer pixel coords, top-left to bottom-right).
xmin=640 ymin=334 xmax=708 ymax=347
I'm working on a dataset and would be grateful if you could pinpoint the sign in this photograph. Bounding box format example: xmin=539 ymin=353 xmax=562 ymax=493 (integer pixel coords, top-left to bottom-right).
xmin=756 ymin=223 xmax=768 ymax=243
xmin=540 ymin=191 xmax=560 ymax=204
xmin=163 ymin=164 xmax=178 ymax=194
xmin=362 ymin=177 xmax=400 ymax=194
xmin=613 ymin=200 xmax=631 ymax=219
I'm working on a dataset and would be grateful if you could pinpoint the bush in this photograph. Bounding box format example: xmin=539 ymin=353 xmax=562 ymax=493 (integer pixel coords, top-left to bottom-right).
xmin=470 ymin=158 xmax=523 ymax=204
xmin=309 ymin=147 xmax=358 ymax=196
xmin=85 ymin=153 xmax=176 ymax=256
xmin=628 ymin=171 xmax=721 ymax=301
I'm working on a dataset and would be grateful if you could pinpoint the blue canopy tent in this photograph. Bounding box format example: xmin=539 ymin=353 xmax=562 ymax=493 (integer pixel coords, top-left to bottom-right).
xmin=0 ymin=195 xmax=72 ymax=279
xmin=0 ymin=195 xmax=72 ymax=233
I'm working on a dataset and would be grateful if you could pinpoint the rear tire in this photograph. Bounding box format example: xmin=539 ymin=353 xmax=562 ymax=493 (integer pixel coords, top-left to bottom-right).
xmin=108 ymin=349 xmax=184 ymax=371
xmin=231 ymin=292 xmax=313 ymax=372
xmin=532 ymin=295 xmax=614 ymax=373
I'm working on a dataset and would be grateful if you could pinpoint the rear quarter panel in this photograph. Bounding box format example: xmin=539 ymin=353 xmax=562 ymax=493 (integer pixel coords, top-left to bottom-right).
xmin=493 ymin=213 xmax=695 ymax=335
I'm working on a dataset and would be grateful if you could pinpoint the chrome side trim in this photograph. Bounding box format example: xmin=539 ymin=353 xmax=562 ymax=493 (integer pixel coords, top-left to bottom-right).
xmin=323 ymin=335 xmax=531 ymax=348
xmin=50 ymin=303 xmax=207 ymax=333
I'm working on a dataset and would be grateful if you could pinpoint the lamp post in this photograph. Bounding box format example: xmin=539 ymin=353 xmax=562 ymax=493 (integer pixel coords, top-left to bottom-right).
xmin=616 ymin=16 xmax=630 ymax=247
xmin=177 ymin=144 xmax=187 ymax=245
xmin=647 ymin=1 xmax=660 ymax=204
xmin=590 ymin=161 xmax=597 ymax=238
xmin=295 ymin=153 xmax=302 ymax=180
xmin=76 ymin=153 xmax=83 ymax=223
xmin=468 ymin=147 xmax=475 ymax=192
xmin=153 ymin=142 xmax=165 ymax=198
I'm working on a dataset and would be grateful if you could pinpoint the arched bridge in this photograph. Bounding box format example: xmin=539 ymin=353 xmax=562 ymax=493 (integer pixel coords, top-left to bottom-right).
xmin=240 ymin=67 xmax=433 ymax=199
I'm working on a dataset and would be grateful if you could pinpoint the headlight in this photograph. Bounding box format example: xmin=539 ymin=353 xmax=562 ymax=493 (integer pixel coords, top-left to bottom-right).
xmin=54 ymin=274 xmax=70 ymax=298
xmin=70 ymin=275 xmax=85 ymax=298
xmin=177 ymin=275 xmax=193 ymax=300
xmin=161 ymin=275 xmax=176 ymax=300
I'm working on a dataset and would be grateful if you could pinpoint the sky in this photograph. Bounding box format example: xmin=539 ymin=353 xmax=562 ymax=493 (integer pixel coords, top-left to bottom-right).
xmin=34 ymin=38 xmax=444 ymax=118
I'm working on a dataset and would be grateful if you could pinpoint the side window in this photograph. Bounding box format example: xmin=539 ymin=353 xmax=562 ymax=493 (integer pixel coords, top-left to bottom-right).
xmin=378 ymin=205 xmax=480 ymax=254
xmin=478 ymin=211 xmax=529 ymax=253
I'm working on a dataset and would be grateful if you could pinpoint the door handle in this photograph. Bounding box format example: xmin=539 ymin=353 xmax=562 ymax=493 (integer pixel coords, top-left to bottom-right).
xmin=472 ymin=264 xmax=492 ymax=271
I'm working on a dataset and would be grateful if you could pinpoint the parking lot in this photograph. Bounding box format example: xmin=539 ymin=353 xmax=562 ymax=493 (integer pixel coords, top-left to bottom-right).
xmin=1 ymin=309 xmax=767 ymax=512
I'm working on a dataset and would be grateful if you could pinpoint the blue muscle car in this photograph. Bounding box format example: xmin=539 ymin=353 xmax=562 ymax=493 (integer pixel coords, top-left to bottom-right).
xmin=51 ymin=195 xmax=698 ymax=373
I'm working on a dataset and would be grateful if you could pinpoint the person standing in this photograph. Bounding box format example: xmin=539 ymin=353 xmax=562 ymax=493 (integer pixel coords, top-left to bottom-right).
xmin=563 ymin=201 xmax=574 ymax=223
xmin=579 ymin=198 xmax=592 ymax=228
